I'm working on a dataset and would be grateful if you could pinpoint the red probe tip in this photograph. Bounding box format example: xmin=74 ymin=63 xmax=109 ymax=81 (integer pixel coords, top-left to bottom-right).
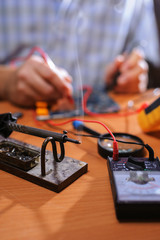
xmin=112 ymin=140 xmax=119 ymax=161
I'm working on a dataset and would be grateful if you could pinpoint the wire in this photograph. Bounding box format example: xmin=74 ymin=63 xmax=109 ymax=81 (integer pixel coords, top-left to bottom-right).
xmin=46 ymin=118 xmax=115 ymax=139
xmin=11 ymin=46 xmax=146 ymax=118
xmin=45 ymin=120 xmax=146 ymax=146
xmin=11 ymin=46 xmax=75 ymax=106
xmin=10 ymin=46 xmax=147 ymax=161
xmin=10 ymin=46 xmax=48 ymax=66
xmin=45 ymin=118 xmax=119 ymax=161
xmin=11 ymin=46 xmax=147 ymax=118
xmin=82 ymin=85 xmax=148 ymax=117
xmin=45 ymin=120 xmax=154 ymax=161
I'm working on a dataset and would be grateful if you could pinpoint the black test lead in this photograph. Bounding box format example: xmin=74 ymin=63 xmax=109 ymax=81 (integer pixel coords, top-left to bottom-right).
xmin=72 ymin=120 xmax=119 ymax=161
xmin=72 ymin=120 xmax=100 ymax=137
xmin=72 ymin=120 xmax=146 ymax=159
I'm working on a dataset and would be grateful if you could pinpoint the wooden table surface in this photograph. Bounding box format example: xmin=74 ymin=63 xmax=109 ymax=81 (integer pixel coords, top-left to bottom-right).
xmin=0 ymin=92 xmax=160 ymax=240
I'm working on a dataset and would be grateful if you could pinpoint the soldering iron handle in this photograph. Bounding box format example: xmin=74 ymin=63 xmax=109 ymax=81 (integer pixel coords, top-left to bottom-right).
xmin=7 ymin=122 xmax=67 ymax=142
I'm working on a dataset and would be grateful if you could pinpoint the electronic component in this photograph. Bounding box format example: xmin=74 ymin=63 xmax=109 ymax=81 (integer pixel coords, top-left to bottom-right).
xmin=84 ymin=87 xmax=120 ymax=113
xmin=138 ymin=97 xmax=160 ymax=131
xmin=0 ymin=140 xmax=39 ymax=171
xmin=36 ymin=101 xmax=49 ymax=116
xmin=107 ymin=156 xmax=160 ymax=220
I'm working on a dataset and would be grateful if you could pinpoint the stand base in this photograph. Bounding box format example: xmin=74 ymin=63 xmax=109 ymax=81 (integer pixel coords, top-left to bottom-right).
xmin=0 ymin=138 xmax=88 ymax=192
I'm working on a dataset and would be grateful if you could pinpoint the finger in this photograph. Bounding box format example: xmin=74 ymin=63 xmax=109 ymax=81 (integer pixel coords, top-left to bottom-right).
xmin=39 ymin=65 xmax=73 ymax=98
xmin=16 ymin=80 xmax=42 ymax=105
xmin=114 ymin=84 xmax=130 ymax=93
xmin=118 ymin=60 xmax=148 ymax=85
xmin=18 ymin=62 xmax=62 ymax=102
xmin=114 ymin=75 xmax=140 ymax=93
xmin=58 ymin=68 xmax=73 ymax=83
xmin=115 ymin=66 xmax=148 ymax=93
xmin=120 ymin=48 xmax=145 ymax=72
xmin=138 ymin=73 xmax=148 ymax=93
xmin=138 ymin=59 xmax=148 ymax=72
xmin=115 ymin=76 xmax=148 ymax=93
xmin=24 ymin=68 xmax=58 ymax=97
xmin=30 ymin=58 xmax=72 ymax=97
xmin=49 ymin=71 xmax=73 ymax=98
xmin=18 ymin=65 xmax=56 ymax=97
xmin=33 ymin=60 xmax=54 ymax=81
xmin=105 ymin=55 xmax=125 ymax=85
xmin=32 ymin=55 xmax=73 ymax=84
xmin=30 ymin=60 xmax=70 ymax=98
xmin=63 ymin=80 xmax=73 ymax=96
xmin=18 ymin=77 xmax=61 ymax=104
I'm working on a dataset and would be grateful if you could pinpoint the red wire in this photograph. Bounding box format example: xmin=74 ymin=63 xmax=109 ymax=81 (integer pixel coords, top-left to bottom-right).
xmin=82 ymin=85 xmax=147 ymax=117
xmin=46 ymin=118 xmax=119 ymax=161
xmin=10 ymin=46 xmax=48 ymax=66
xmin=47 ymin=118 xmax=115 ymax=140
xmin=11 ymin=46 xmax=147 ymax=161
xmin=11 ymin=46 xmax=146 ymax=117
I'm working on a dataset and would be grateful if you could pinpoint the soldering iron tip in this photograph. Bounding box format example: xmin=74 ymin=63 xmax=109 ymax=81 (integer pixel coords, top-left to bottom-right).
xmin=66 ymin=137 xmax=81 ymax=144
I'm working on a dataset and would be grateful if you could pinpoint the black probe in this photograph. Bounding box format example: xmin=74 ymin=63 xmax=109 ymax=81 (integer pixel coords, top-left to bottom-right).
xmin=72 ymin=120 xmax=100 ymax=137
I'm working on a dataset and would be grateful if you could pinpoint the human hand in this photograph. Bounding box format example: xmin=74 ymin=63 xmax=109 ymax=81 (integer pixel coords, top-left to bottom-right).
xmin=5 ymin=56 xmax=73 ymax=107
xmin=105 ymin=48 xmax=148 ymax=93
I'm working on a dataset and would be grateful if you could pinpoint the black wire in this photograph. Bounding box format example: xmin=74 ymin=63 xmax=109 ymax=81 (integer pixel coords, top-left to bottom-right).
xmin=69 ymin=132 xmax=155 ymax=160
xmin=74 ymin=133 xmax=145 ymax=146
xmin=45 ymin=121 xmax=155 ymax=160
xmin=45 ymin=121 xmax=145 ymax=146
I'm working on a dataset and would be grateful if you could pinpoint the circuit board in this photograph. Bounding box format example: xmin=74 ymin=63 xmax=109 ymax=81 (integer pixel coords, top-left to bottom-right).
xmin=36 ymin=87 xmax=120 ymax=120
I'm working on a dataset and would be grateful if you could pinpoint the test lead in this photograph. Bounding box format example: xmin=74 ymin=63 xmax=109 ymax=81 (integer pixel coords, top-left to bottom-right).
xmin=72 ymin=119 xmax=119 ymax=161
xmin=72 ymin=120 xmax=100 ymax=137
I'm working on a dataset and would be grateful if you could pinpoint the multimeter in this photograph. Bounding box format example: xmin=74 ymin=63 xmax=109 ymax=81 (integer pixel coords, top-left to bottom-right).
xmin=138 ymin=97 xmax=160 ymax=132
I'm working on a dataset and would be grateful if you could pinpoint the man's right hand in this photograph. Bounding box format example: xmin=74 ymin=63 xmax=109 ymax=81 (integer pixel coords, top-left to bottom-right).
xmin=3 ymin=56 xmax=73 ymax=107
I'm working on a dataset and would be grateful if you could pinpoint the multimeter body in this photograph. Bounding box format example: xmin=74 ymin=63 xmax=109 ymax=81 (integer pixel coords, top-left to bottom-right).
xmin=138 ymin=97 xmax=160 ymax=132
xmin=107 ymin=156 xmax=160 ymax=220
